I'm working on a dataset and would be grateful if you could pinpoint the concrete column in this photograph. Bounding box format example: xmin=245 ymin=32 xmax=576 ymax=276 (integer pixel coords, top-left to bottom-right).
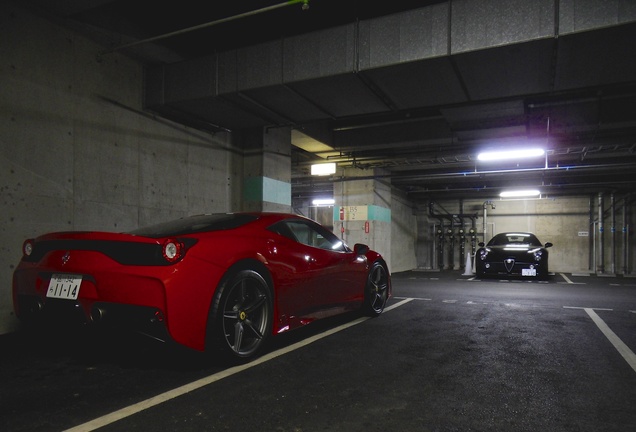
xmin=333 ymin=168 xmax=392 ymax=268
xmin=235 ymin=127 xmax=292 ymax=212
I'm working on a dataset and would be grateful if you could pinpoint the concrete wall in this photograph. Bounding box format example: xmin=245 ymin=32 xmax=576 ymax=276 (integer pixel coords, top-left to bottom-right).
xmin=334 ymin=169 xmax=392 ymax=269
xmin=332 ymin=168 xmax=418 ymax=274
xmin=235 ymin=126 xmax=292 ymax=213
xmin=417 ymin=195 xmax=636 ymax=275
xmin=0 ymin=3 xmax=237 ymax=333
xmin=390 ymin=191 xmax=418 ymax=274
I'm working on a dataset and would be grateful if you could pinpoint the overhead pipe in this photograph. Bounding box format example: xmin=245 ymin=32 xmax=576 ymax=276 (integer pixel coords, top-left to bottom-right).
xmin=300 ymin=161 xmax=636 ymax=185
xmin=99 ymin=0 xmax=310 ymax=55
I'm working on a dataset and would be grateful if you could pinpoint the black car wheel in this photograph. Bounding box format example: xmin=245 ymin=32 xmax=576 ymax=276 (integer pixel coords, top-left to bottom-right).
xmin=363 ymin=261 xmax=389 ymax=316
xmin=208 ymin=268 xmax=273 ymax=361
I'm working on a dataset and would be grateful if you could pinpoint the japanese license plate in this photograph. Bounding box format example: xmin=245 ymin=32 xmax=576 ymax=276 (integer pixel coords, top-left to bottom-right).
xmin=47 ymin=274 xmax=82 ymax=300
xmin=522 ymin=269 xmax=537 ymax=277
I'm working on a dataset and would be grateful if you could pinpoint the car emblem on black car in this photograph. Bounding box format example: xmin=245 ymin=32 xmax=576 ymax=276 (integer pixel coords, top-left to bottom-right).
xmin=504 ymin=258 xmax=515 ymax=272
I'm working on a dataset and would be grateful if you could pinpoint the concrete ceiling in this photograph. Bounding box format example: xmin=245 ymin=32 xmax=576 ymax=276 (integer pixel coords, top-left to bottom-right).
xmin=20 ymin=0 xmax=636 ymax=204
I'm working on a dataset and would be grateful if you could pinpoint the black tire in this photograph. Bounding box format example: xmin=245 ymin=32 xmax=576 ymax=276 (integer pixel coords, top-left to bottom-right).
xmin=363 ymin=261 xmax=389 ymax=316
xmin=207 ymin=268 xmax=273 ymax=362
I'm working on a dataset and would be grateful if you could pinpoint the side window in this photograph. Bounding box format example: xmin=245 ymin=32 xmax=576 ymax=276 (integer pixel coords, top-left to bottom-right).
xmin=269 ymin=220 xmax=347 ymax=252
xmin=287 ymin=222 xmax=312 ymax=246
xmin=268 ymin=221 xmax=298 ymax=242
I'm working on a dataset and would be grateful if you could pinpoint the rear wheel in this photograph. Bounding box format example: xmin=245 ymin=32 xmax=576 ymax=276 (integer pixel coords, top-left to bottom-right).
xmin=208 ymin=268 xmax=273 ymax=362
xmin=363 ymin=261 xmax=389 ymax=316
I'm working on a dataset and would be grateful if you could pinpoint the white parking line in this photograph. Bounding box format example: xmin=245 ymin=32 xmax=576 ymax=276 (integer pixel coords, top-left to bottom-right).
xmin=560 ymin=273 xmax=574 ymax=284
xmin=394 ymin=296 xmax=432 ymax=301
xmin=384 ymin=298 xmax=415 ymax=311
xmin=584 ymin=308 xmax=636 ymax=374
xmin=63 ymin=298 xmax=414 ymax=432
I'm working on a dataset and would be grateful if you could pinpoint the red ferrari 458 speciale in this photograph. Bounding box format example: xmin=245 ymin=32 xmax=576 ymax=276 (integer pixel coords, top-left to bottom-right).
xmin=12 ymin=212 xmax=391 ymax=361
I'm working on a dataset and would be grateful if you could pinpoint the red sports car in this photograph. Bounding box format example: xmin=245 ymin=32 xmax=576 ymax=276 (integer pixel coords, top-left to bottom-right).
xmin=12 ymin=213 xmax=391 ymax=360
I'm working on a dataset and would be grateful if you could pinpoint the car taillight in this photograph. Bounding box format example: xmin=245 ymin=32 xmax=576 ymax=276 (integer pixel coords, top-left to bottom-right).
xmin=162 ymin=238 xmax=183 ymax=263
xmin=23 ymin=240 xmax=34 ymax=257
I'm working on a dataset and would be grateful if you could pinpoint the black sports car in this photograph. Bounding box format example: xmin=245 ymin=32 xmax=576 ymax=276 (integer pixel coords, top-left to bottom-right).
xmin=475 ymin=232 xmax=553 ymax=279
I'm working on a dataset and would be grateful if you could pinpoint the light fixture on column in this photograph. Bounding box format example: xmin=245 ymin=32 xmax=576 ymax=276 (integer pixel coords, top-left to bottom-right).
xmin=311 ymin=162 xmax=336 ymax=176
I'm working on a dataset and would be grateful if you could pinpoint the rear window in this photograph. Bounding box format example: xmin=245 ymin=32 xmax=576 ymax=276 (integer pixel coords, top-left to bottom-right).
xmin=129 ymin=213 xmax=258 ymax=238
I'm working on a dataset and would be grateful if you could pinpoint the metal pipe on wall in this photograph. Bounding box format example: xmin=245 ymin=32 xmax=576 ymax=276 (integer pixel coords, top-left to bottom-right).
xmin=459 ymin=200 xmax=465 ymax=270
xmin=483 ymin=201 xmax=495 ymax=243
xmin=629 ymin=195 xmax=632 ymax=275
xmin=623 ymin=195 xmax=628 ymax=275
xmin=589 ymin=195 xmax=595 ymax=271
xmin=483 ymin=205 xmax=487 ymax=242
xmin=624 ymin=193 xmax=631 ymax=275
xmin=611 ymin=193 xmax=616 ymax=274
xmin=598 ymin=192 xmax=605 ymax=274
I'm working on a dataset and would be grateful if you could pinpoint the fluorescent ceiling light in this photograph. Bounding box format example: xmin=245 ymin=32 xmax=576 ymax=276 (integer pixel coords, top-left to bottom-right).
xmin=477 ymin=148 xmax=545 ymax=161
xmin=312 ymin=198 xmax=335 ymax=206
xmin=311 ymin=162 xmax=336 ymax=176
xmin=500 ymin=189 xmax=541 ymax=198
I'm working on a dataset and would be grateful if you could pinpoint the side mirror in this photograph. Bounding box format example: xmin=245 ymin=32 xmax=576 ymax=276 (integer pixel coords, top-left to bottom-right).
xmin=545 ymin=242 xmax=553 ymax=248
xmin=478 ymin=242 xmax=485 ymax=247
xmin=354 ymin=243 xmax=369 ymax=256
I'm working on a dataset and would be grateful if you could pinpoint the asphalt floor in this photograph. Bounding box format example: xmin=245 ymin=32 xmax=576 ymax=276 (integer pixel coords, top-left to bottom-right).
xmin=2 ymin=270 xmax=636 ymax=432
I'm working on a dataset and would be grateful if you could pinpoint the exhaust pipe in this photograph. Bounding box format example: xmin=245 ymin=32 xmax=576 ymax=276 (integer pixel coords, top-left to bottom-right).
xmin=90 ymin=306 xmax=106 ymax=323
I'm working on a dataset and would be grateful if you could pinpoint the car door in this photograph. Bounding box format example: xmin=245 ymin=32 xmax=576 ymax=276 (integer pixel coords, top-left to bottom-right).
xmin=268 ymin=219 xmax=367 ymax=321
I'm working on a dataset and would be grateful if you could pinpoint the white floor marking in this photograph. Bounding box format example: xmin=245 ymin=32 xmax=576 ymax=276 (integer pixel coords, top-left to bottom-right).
xmin=584 ymin=308 xmax=636 ymax=374
xmin=384 ymin=297 xmax=414 ymax=311
xmin=394 ymin=296 xmax=432 ymax=301
xmin=560 ymin=273 xmax=574 ymax=284
xmin=63 ymin=298 xmax=414 ymax=432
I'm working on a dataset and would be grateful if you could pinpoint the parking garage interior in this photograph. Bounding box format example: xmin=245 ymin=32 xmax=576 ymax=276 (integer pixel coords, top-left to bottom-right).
xmin=1 ymin=1 xmax=636 ymax=430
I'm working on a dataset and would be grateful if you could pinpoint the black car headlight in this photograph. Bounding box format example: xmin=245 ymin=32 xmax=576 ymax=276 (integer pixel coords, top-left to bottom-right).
xmin=533 ymin=249 xmax=544 ymax=262
xmin=479 ymin=248 xmax=490 ymax=261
